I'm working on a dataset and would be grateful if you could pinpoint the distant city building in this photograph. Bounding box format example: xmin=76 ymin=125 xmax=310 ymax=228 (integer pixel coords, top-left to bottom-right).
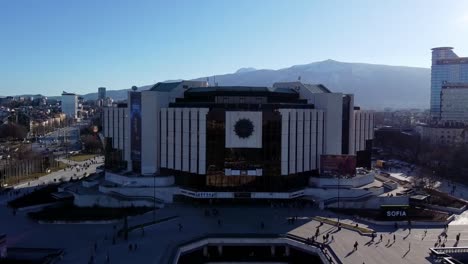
xmin=353 ymin=108 xmax=374 ymax=153
xmin=416 ymin=124 xmax=467 ymax=145
xmin=61 ymin=91 xmax=78 ymax=118
xmin=98 ymin=87 xmax=106 ymax=100
xmin=430 ymin=47 xmax=468 ymax=119
xmin=96 ymin=97 xmax=113 ymax=107
xmin=441 ymin=83 xmax=468 ymax=123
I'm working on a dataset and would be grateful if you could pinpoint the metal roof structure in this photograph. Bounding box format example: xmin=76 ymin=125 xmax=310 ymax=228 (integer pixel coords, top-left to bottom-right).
xmin=150 ymin=82 xmax=183 ymax=92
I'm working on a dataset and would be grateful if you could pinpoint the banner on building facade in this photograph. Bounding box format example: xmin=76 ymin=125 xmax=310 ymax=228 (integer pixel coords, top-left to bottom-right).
xmin=130 ymin=92 xmax=141 ymax=161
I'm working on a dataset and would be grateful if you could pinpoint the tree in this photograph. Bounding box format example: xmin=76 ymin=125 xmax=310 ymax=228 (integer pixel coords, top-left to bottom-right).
xmin=0 ymin=122 xmax=28 ymax=139
xmin=81 ymin=134 xmax=102 ymax=153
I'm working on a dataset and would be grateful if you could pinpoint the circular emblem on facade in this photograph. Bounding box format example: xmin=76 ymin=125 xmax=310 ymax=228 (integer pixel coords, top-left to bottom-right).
xmin=234 ymin=118 xmax=254 ymax=138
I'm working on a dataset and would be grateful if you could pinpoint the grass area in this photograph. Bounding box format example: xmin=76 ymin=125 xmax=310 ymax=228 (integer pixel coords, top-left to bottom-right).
xmin=314 ymin=216 xmax=374 ymax=235
xmin=118 ymin=216 xmax=178 ymax=236
xmin=424 ymin=188 xmax=467 ymax=209
xmin=3 ymin=161 xmax=67 ymax=186
xmin=28 ymin=205 xmax=153 ymax=222
xmin=67 ymin=154 xmax=98 ymax=162
xmin=8 ymin=184 xmax=60 ymax=209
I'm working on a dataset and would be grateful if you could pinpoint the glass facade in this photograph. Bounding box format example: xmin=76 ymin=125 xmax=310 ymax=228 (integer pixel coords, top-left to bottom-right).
xmin=441 ymin=85 xmax=468 ymax=122
xmin=430 ymin=48 xmax=468 ymax=118
xmin=204 ymin=108 xmax=307 ymax=191
xmin=164 ymin=87 xmax=314 ymax=192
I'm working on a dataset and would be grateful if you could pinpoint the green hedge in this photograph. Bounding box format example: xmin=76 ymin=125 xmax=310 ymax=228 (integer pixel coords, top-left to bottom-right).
xmin=8 ymin=185 xmax=59 ymax=209
xmin=28 ymin=205 xmax=152 ymax=221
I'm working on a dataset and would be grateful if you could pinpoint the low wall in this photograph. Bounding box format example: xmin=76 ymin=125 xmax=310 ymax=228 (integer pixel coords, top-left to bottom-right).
xmin=309 ymin=172 xmax=375 ymax=188
xmin=73 ymin=193 xmax=154 ymax=208
xmin=38 ymin=219 xmax=120 ymax=224
xmin=327 ymin=196 xmax=409 ymax=209
xmin=17 ymin=201 xmax=65 ymax=212
xmin=304 ymin=188 xmax=371 ymax=200
xmin=171 ymin=237 xmax=330 ymax=264
xmin=368 ymin=187 xmax=385 ymax=196
xmin=99 ymin=185 xmax=176 ymax=203
xmin=82 ymin=180 xmax=99 ymax=188
xmin=105 ymin=172 xmax=174 ymax=187
xmin=356 ymin=214 xmax=455 ymax=227
xmin=425 ymin=204 xmax=466 ymax=214
xmin=383 ymin=181 xmax=398 ymax=190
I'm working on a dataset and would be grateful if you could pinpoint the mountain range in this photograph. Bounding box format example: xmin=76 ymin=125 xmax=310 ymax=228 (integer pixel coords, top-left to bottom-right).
xmin=81 ymin=59 xmax=430 ymax=110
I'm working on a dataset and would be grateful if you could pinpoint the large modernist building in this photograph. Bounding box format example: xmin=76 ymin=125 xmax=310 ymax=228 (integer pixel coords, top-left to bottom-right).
xmin=431 ymin=47 xmax=468 ymax=119
xmin=102 ymin=81 xmax=374 ymax=192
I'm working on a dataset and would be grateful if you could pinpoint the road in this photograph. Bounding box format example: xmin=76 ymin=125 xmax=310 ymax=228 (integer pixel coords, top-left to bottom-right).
xmin=0 ymin=156 xmax=103 ymax=205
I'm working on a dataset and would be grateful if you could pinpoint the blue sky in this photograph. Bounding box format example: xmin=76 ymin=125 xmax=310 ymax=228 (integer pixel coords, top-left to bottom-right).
xmin=1 ymin=0 xmax=468 ymax=96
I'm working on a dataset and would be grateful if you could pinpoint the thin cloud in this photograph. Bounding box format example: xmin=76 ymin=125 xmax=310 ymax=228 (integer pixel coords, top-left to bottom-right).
xmin=461 ymin=14 xmax=468 ymax=23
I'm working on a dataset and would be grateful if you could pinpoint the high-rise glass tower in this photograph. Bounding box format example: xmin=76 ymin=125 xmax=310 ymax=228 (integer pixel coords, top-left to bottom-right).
xmin=98 ymin=87 xmax=106 ymax=100
xmin=431 ymin=47 xmax=468 ymax=119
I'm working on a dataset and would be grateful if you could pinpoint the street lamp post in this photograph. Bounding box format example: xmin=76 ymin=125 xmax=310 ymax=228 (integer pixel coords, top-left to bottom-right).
xmin=337 ymin=175 xmax=340 ymax=223
xmin=153 ymin=173 xmax=156 ymax=222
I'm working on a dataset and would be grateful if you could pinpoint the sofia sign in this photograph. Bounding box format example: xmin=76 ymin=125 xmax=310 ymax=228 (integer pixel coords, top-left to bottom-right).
xmin=386 ymin=211 xmax=407 ymax=217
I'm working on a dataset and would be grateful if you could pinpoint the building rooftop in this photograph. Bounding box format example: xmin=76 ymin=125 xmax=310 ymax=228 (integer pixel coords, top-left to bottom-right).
xmin=186 ymin=86 xmax=271 ymax=93
xmin=273 ymin=87 xmax=299 ymax=94
xmin=150 ymin=81 xmax=183 ymax=92
xmin=432 ymin=47 xmax=454 ymax=50
xmin=303 ymin=84 xmax=331 ymax=93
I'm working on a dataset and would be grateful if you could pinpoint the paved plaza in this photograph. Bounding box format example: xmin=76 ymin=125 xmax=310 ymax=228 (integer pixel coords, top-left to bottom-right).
xmin=2 ymin=199 xmax=468 ymax=264
xmin=2 ymin=158 xmax=468 ymax=264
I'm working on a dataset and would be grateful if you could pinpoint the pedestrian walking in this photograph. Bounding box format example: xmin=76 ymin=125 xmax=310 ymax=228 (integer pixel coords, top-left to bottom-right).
xmin=393 ymin=234 xmax=396 ymax=241
xmin=380 ymin=234 xmax=383 ymax=242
